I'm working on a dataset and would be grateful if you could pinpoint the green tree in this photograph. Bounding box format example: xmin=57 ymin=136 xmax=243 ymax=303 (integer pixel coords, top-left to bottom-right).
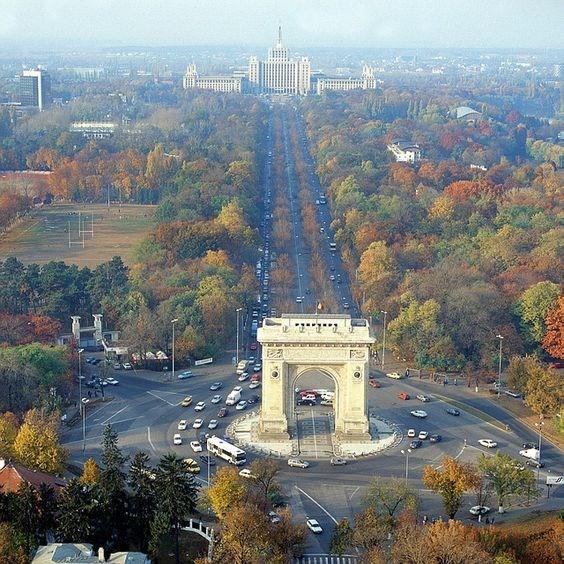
xmin=330 ymin=518 xmax=353 ymax=556
xmin=128 ymin=451 xmax=157 ymax=552
xmin=153 ymin=452 xmax=198 ymax=564
xmin=248 ymin=458 xmax=280 ymax=508
xmin=422 ymin=457 xmax=480 ymax=519
xmin=56 ymin=478 xmax=93 ymax=542
xmin=524 ymin=368 xmax=562 ymax=417
xmin=0 ymin=522 xmax=28 ymax=564
xmin=517 ymin=281 xmax=560 ymax=345
xmin=0 ymin=412 xmax=18 ymax=457
xmin=362 ymin=477 xmax=419 ymax=526
xmin=478 ymin=452 xmax=536 ymax=513
xmin=14 ymin=480 xmax=39 ymax=554
xmin=36 ymin=483 xmax=57 ymax=544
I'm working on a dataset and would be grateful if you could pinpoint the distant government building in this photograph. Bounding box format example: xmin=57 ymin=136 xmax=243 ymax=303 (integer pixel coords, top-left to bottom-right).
xmin=183 ymin=27 xmax=377 ymax=96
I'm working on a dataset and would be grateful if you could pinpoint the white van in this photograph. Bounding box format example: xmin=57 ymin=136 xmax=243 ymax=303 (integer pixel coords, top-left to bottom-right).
xmin=226 ymin=390 xmax=242 ymax=406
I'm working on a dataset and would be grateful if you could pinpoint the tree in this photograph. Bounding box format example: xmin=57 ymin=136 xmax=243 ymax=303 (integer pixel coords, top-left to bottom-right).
xmin=15 ymin=480 xmax=39 ymax=554
xmin=248 ymin=458 xmax=280 ymax=508
xmin=478 ymin=452 xmax=536 ymax=513
xmin=128 ymin=451 xmax=157 ymax=552
xmin=351 ymin=506 xmax=392 ymax=551
xmin=517 ymin=281 xmax=560 ymax=345
xmin=542 ymin=297 xmax=564 ymax=359
xmin=80 ymin=458 xmax=101 ymax=486
xmin=12 ymin=409 xmax=67 ymax=473
xmin=207 ymin=465 xmax=246 ymax=520
xmin=0 ymin=523 xmax=28 ymax=564
xmin=56 ymin=478 xmax=93 ymax=542
xmin=153 ymin=452 xmax=198 ymax=564
xmin=330 ymin=518 xmax=352 ymax=556
xmin=36 ymin=483 xmax=57 ymax=544
xmin=268 ymin=508 xmax=307 ymax=562
xmin=422 ymin=456 xmax=480 ymax=519
xmin=524 ymin=367 xmax=562 ymax=417
xmin=214 ymin=502 xmax=271 ymax=564
xmin=506 ymin=355 xmax=531 ymax=392
xmin=362 ymin=477 xmax=419 ymax=526
xmin=0 ymin=412 xmax=18 ymax=457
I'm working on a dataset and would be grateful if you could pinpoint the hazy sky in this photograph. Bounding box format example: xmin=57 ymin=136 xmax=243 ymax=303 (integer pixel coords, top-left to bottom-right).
xmin=0 ymin=0 xmax=562 ymax=49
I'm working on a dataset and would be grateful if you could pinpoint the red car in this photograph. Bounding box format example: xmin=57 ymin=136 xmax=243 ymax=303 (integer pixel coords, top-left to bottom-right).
xmin=217 ymin=407 xmax=228 ymax=418
xmin=368 ymin=379 xmax=381 ymax=388
xmin=250 ymin=342 xmax=258 ymax=351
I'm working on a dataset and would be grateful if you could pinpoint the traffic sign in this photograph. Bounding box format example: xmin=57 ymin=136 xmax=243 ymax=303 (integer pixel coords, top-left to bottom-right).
xmin=546 ymin=475 xmax=563 ymax=485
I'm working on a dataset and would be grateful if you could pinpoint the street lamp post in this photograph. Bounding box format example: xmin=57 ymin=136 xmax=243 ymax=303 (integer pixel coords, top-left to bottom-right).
xmin=171 ymin=318 xmax=178 ymax=380
xmin=381 ymin=311 xmax=388 ymax=370
xmin=536 ymin=418 xmax=544 ymax=490
xmin=236 ymin=308 xmax=242 ymax=365
xmin=401 ymin=448 xmax=411 ymax=484
xmin=82 ymin=399 xmax=86 ymax=454
xmin=78 ymin=348 xmax=84 ymax=415
xmin=496 ymin=334 xmax=503 ymax=398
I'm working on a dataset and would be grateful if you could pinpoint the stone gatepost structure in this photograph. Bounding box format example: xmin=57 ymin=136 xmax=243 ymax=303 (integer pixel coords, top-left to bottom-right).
xmin=257 ymin=314 xmax=374 ymax=443
xmin=71 ymin=316 xmax=81 ymax=341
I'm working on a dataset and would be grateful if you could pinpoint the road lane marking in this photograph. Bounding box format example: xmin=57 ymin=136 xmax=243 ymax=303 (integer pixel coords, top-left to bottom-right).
xmin=295 ymin=486 xmax=338 ymax=524
xmin=99 ymin=406 xmax=128 ymax=425
xmin=109 ymin=417 xmax=143 ymax=426
xmin=147 ymin=426 xmax=157 ymax=454
xmin=348 ymin=486 xmax=360 ymax=501
xmin=62 ymin=426 xmax=145 ymax=445
xmin=147 ymin=390 xmax=177 ymax=405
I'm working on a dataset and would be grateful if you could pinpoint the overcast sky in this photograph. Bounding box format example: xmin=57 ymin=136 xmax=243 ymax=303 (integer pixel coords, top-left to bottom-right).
xmin=0 ymin=0 xmax=562 ymax=49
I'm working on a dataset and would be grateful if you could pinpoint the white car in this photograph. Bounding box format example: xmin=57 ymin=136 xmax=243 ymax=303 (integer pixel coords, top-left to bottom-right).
xmin=193 ymin=419 xmax=204 ymax=429
xmin=249 ymin=380 xmax=261 ymax=389
xmin=194 ymin=402 xmax=206 ymax=412
xmin=190 ymin=440 xmax=203 ymax=453
xmin=418 ymin=431 xmax=429 ymax=440
xmin=469 ymin=506 xmax=491 ymax=516
xmin=122 ymin=362 xmax=132 ymax=370
xmin=178 ymin=370 xmax=193 ymax=379
xmin=416 ymin=394 xmax=430 ymax=402
xmin=173 ymin=434 xmax=182 ymax=445
xmin=239 ymin=468 xmax=254 ymax=478
xmin=177 ymin=420 xmax=188 ymax=430
xmin=287 ymin=458 xmax=309 ymax=468
xmin=105 ymin=377 xmax=119 ymax=385
xmin=233 ymin=386 xmax=243 ymax=393
xmin=479 ymin=439 xmax=498 ymax=448
xmin=211 ymin=395 xmax=222 ymax=404
xmin=253 ymin=363 xmax=262 ymax=372
xmin=410 ymin=410 xmax=428 ymax=418
xmin=238 ymin=372 xmax=250 ymax=382
xmin=235 ymin=400 xmax=248 ymax=411
xmin=306 ymin=518 xmax=323 ymax=534
xmin=386 ymin=372 xmax=403 ymax=379
xmin=208 ymin=419 xmax=218 ymax=430
xmin=407 ymin=428 xmax=416 ymax=438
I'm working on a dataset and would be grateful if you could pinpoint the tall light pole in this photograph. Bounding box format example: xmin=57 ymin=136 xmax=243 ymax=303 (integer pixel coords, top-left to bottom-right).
xmin=82 ymin=399 xmax=86 ymax=454
xmin=496 ymin=334 xmax=503 ymax=398
xmin=401 ymin=448 xmax=411 ymax=484
xmin=236 ymin=308 xmax=242 ymax=365
xmin=78 ymin=348 xmax=84 ymax=415
xmin=536 ymin=418 xmax=544 ymax=490
xmin=381 ymin=311 xmax=388 ymax=370
xmin=171 ymin=319 xmax=179 ymax=380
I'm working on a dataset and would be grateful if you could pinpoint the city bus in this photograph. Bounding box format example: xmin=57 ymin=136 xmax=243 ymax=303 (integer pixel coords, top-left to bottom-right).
xmin=207 ymin=436 xmax=247 ymax=466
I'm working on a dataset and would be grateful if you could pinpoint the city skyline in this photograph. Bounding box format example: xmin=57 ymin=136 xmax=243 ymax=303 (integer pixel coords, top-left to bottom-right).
xmin=1 ymin=0 xmax=563 ymax=50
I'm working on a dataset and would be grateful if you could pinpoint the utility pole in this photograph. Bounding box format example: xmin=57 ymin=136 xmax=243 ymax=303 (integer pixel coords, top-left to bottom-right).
xmin=496 ymin=334 xmax=503 ymax=398
xmin=381 ymin=310 xmax=388 ymax=370
xmin=171 ymin=318 xmax=178 ymax=380
xmin=236 ymin=308 xmax=242 ymax=365
xmin=401 ymin=448 xmax=411 ymax=484
xmin=78 ymin=348 xmax=84 ymax=415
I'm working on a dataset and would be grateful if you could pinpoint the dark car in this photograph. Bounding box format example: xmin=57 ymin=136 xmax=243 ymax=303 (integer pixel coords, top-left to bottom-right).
xmin=199 ymin=455 xmax=216 ymax=466
xmin=85 ymin=379 xmax=98 ymax=388
xmin=446 ymin=408 xmax=460 ymax=416
xmin=429 ymin=434 xmax=442 ymax=443
xmin=409 ymin=439 xmax=423 ymax=449
xmin=297 ymin=399 xmax=316 ymax=406
xmin=217 ymin=407 xmax=228 ymax=418
xmin=526 ymin=459 xmax=544 ymax=468
xmin=522 ymin=442 xmax=538 ymax=450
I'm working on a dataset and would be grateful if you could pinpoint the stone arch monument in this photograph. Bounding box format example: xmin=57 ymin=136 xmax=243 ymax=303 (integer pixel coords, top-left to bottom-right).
xmin=257 ymin=314 xmax=374 ymax=443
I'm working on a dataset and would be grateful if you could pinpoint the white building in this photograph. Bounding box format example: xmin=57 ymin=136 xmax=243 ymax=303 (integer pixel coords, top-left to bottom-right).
xmin=183 ymin=64 xmax=244 ymax=93
xmin=316 ymin=65 xmax=377 ymax=94
xmin=248 ymin=27 xmax=311 ymax=95
xmin=70 ymin=122 xmax=116 ymax=139
xmin=387 ymin=140 xmax=422 ymax=164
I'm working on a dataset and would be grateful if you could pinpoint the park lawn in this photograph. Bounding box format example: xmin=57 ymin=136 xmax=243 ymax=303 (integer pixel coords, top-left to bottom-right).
xmin=0 ymin=202 xmax=155 ymax=266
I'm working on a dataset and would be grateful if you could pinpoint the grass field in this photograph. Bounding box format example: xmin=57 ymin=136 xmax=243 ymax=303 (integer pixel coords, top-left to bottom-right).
xmin=0 ymin=203 xmax=155 ymax=266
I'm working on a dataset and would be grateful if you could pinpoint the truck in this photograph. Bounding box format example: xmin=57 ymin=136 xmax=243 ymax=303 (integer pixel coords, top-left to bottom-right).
xmin=226 ymin=390 xmax=242 ymax=406
xmin=519 ymin=447 xmax=540 ymax=461
xmin=236 ymin=360 xmax=249 ymax=375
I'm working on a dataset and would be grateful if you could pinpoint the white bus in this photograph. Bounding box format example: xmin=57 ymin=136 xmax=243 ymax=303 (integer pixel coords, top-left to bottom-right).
xmin=207 ymin=436 xmax=246 ymax=466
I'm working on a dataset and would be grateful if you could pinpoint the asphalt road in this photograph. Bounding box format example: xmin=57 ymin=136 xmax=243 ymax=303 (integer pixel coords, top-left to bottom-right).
xmin=63 ymin=103 xmax=563 ymax=554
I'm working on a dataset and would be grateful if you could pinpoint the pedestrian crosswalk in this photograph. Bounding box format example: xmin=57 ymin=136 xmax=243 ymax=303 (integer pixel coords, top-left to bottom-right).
xmin=294 ymin=555 xmax=359 ymax=564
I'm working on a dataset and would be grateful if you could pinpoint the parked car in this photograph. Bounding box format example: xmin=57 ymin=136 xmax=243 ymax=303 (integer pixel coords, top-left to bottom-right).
xmin=429 ymin=434 xmax=442 ymax=443
xmin=122 ymin=362 xmax=132 ymax=370
xmin=297 ymin=398 xmax=316 ymax=406
xmin=287 ymin=458 xmax=309 ymax=468
xmin=409 ymin=440 xmax=423 ymax=449
xmin=177 ymin=420 xmax=188 ymax=431
xmin=105 ymin=377 xmax=119 ymax=386
xmin=478 ymin=439 xmax=498 ymax=448
xmin=183 ymin=458 xmax=201 ymax=474
xmin=239 ymin=468 xmax=254 ymax=478
xmin=178 ymin=371 xmax=193 ymax=379
xmin=418 ymin=431 xmax=429 ymax=440
xmin=113 ymin=362 xmax=122 ymax=370
xmin=469 ymin=506 xmax=491 ymax=516
xmin=173 ymin=434 xmax=182 ymax=446
xmin=407 ymin=429 xmax=416 ymax=438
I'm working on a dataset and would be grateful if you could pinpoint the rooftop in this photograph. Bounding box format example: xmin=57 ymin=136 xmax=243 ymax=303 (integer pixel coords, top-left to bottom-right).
xmin=0 ymin=459 xmax=65 ymax=493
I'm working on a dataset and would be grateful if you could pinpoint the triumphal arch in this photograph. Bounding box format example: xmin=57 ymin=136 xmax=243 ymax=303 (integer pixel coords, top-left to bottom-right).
xmin=256 ymin=314 xmax=375 ymax=443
